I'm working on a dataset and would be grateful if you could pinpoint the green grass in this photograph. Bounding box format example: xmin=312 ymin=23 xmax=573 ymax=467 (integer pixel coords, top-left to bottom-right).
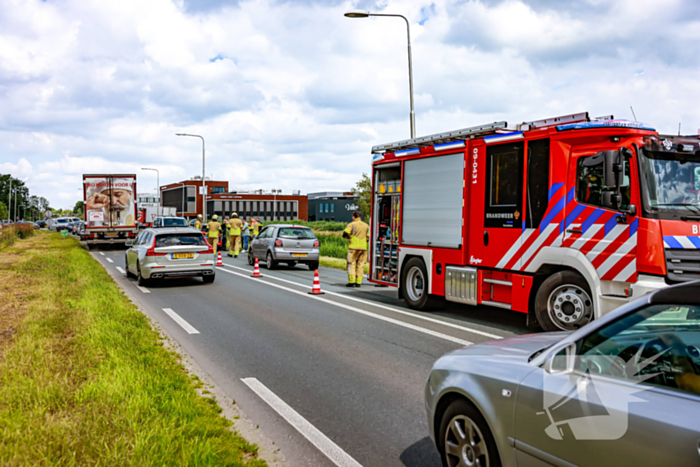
xmin=260 ymin=220 xmax=346 ymax=232
xmin=319 ymin=256 xmax=369 ymax=275
xmin=0 ymin=232 xmax=267 ymax=467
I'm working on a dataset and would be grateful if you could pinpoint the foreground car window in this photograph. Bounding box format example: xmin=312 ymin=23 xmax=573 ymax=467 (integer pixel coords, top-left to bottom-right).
xmin=155 ymin=234 xmax=206 ymax=247
xmin=278 ymin=227 xmax=315 ymax=239
xmin=577 ymin=304 xmax=700 ymax=396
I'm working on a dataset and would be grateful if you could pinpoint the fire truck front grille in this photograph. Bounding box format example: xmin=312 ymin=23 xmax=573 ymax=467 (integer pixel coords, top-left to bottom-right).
xmin=665 ymin=248 xmax=700 ymax=283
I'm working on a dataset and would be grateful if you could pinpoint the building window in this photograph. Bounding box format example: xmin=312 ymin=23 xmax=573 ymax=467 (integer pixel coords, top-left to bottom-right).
xmin=330 ymin=204 xmax=334 ymax=213
xmin=211 ymin=187 xmax=225 ymax=194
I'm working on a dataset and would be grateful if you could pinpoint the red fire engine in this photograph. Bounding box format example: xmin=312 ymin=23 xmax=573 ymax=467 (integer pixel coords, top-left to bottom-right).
xmin=368 ymin=112 xmax=700 ymax=331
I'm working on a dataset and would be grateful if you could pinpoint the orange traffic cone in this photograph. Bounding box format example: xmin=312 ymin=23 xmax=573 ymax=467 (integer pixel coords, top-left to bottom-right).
xmin=216 ymin=251 xmax=223 ymax=266
xmin=251 ymin=258 xmax=263 ymax=278
xmin=308 ymin=269 xmax=324 ymax=295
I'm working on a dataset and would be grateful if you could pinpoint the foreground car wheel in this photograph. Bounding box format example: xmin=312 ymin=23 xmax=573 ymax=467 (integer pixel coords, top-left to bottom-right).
xmin=308 ymin=261 xmax=319 ymax=271
xmin=439 ymin=399 xmax=500 ymax=467
xmin=247 ymin=252 xmax=255 ymax=266
xmin=535 ymin=271 xmax=593 ymax=331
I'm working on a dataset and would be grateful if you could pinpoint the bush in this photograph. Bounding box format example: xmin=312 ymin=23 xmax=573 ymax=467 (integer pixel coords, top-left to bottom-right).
xmin=14 ymin=223 xmax=34 ymax=239
xmin=0 ymin=227 xmax=15 ymax=249
xmin=259 ymin=220 xmax=346 ymax=232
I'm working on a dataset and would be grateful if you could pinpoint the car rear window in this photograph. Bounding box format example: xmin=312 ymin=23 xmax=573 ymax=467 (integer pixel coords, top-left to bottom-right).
xmin=278 ymin=227 xmax=316 ymax=239
xmin=155 ymin=233 xmax=206 ymax=247
xmin=162 ymin=218 xmax=188 ymax=227
xmin=57 ymin=219 xmax=68 ymax=224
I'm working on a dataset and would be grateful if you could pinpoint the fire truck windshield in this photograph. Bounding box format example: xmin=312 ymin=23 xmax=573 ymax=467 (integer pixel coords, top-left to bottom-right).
xmin=639 ymin=147 xmax=700 ymax=218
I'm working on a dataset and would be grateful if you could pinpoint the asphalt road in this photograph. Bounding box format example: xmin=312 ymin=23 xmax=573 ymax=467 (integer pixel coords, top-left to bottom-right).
xmin=91 ymin=246 xmax=530 ymax=467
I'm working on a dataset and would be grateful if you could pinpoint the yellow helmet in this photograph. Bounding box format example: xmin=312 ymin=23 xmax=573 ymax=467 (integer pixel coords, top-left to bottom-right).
xmin=212 ymin=214 xmax=218 ymax=220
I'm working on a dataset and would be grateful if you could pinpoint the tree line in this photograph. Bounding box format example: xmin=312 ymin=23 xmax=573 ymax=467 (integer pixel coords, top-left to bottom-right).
xmin=0 ymin=174 xmax=51 ymax=222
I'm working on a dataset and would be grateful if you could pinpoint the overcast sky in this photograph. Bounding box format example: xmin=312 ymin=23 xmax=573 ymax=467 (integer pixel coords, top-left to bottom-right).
xmin=1 ymin=0 xmax=699 ymax=208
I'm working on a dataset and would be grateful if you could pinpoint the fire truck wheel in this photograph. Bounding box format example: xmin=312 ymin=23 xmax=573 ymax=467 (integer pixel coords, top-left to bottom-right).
xmin=401 ymin=257 xmax=443 ymax=311
xmin=535 ymin=271 xmax=593 ymax=332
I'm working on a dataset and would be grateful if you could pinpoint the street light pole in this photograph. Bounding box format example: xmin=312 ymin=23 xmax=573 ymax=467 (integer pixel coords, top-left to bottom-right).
xmin=176 ymin=133 xmax=206 ymax=221
xmin=7 ymin=178 xmax=12 ymax=222
xmin=141 ymin=168 xmax=160 ymax=215
xmin=344 ymin=10 xmax=416 ymax=138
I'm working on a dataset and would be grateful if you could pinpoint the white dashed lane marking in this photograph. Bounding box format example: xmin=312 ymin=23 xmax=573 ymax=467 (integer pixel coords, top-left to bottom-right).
xmin=162 ymin=308 xmax=199 ymax=334
xmin=242 ymin=377 xmax=362 ymax=467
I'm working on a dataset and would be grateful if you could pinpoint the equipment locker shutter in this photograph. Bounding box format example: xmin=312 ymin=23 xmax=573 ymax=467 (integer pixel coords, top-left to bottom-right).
xmin=402 ymin=153 xmax=463 ymax=248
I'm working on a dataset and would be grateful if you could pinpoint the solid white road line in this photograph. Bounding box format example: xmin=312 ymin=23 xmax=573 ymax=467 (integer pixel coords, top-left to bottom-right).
xmin=242 ymin=377 xmax=363 ymax=467
xmin=99 ymin=252 xmax=105 ymax=256
xmin=106 ymin=258 xmax=114 ymax=263
xmin=223 ymin=263 xmax=502 ymax=340
xmin=162 ymin=308 xmax=200 ymax=334
xmin=135 ymin=284 xmax=150 ymax=294
xmin=218 ymin=267 xmax=471 ymax=346
xmin=116 ymin=266 xmax=126 ymax=274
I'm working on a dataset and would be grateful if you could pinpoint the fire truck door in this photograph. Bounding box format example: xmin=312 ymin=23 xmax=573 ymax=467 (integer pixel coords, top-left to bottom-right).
xmin=481 ymin=141 xmax=526 ymax=268
xmin=563 ymin=147 xmax=640 ymax=283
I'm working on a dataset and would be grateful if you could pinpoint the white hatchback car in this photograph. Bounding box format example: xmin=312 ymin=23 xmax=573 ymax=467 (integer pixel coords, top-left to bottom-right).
xmin=125 ymin=227 xmax=215 ymax=285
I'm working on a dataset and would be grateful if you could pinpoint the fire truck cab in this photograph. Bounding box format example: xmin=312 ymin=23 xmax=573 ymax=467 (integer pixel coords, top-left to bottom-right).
xmin=369 ymin=112 xmax=700 ymax=331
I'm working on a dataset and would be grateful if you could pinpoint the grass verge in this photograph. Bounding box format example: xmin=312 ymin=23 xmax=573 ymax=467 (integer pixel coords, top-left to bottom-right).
xmin=0 ymin=231 xmax=267 ymax=466
xmin=320 ymin=256 xmax=369 ymax=275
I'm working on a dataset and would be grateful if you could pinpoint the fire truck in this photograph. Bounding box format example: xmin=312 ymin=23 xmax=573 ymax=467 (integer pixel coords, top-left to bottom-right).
xmin=368 ymin=112 xmax=700 ymax=331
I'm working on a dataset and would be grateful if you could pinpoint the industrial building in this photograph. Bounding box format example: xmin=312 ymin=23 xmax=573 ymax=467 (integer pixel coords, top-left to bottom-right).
xmin=307 ymin=192 xmax=359 ymax=223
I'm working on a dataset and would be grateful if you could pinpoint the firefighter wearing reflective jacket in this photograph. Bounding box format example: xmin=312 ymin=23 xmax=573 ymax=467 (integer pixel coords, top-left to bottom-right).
xmin=207 ymin=215 xmax=222 ymax=255
xmin=251 ymin=218 xmax=260 ymax=238
xmin=343 ymin=211 xmax=369 ymax=287
xmin=227 ymin=213 xmax=243 ymax=258
xmin=194 ymin=214 xmax=203 ymax=231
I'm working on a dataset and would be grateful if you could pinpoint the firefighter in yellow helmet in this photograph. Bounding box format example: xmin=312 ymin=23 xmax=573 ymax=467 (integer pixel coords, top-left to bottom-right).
xmin=194 ymin=214 xmax=203 ymax=231
xmin=207 ymin=214 xmax=222 ymax=255
xmin=227 ymin=212 xmax=243 ymax=258
xmin=343 ymin=211 xmax=369 ymax=287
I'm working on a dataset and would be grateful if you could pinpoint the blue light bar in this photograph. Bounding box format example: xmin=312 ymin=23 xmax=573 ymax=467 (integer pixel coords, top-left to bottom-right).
xmin=557 ymin=120 xmax=655 ymax=132
xmin=483 ymin=131 xmax=524 ymax=144
xmin=395 ymin=148 xmax=421 ymax=157
xmin=434 ymin=140 xmax=466 ymax=151
xmin=372 ymin=154 xmax=385 ymax=162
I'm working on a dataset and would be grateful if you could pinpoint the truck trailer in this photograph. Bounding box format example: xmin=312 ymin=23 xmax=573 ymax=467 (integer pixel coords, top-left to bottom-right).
xmin=81 ymin=174 xmax=139 ymax=246
xmin=368 ymin=112 xmax=700 ymax=331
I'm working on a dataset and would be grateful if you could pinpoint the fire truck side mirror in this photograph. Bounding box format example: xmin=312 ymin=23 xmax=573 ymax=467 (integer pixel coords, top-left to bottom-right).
xmin=603 ymin=150 xmax=622 ymax=190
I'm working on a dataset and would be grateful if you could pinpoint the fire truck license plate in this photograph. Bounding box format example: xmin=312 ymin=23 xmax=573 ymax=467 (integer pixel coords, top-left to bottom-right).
xmin=105 ymin=233 xmax=119 ymax=238
xmin=173 ymin=253 xmax=194 ymax=259
xmin=292 ymin=253 xmax=307 ymax=257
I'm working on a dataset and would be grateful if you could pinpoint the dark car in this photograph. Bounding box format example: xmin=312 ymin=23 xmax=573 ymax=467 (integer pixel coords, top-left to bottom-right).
xmin=426 ymin=280 xmax=700 ymax=467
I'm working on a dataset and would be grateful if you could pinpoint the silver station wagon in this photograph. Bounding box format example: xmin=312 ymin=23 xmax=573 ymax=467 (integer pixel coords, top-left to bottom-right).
xmin=426 ymin=280 xmax=700 ymax=467
xmin=125 ymin=227 xmax=215 ymax=285
xmin=248 ymin=224 xmax=320 ymax=270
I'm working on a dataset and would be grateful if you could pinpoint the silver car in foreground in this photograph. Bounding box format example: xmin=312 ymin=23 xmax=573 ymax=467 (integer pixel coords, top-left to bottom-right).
xmin=125 ymin=227 xmax=215 ymax=285
xmin=426 ymin=281 xmax=700 ymax=467
xmin=248 ymin=224 xmax=320 ymax=270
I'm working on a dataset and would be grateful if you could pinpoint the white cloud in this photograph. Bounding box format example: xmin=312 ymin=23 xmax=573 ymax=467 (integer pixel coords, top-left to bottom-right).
xmin=0 ymin=0 xmax=698 ymax=209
